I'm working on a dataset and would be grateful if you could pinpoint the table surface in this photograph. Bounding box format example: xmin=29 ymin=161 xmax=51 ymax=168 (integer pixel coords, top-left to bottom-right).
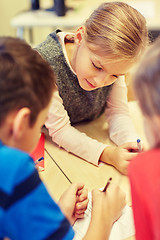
xmin=39 ymin=101 xmax=148 ymax=240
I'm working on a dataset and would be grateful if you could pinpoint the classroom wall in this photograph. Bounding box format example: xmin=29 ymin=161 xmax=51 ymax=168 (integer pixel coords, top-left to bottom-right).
xmin=0 ymin=0 xmax=29 ymax=37
xmin=1 ymin=0 xmax=160 ymax=41
xmin=0 ymin=0 xmax=55 ymax=44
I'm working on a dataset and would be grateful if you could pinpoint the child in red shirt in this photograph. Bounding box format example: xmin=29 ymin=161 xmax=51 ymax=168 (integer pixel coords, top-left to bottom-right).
xmin=129 ymin=37 xmax=160 ymax=240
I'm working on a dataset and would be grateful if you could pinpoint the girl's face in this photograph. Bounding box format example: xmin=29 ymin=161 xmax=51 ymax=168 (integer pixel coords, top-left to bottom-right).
xmin=71 ymin=39 xmax=134 ymax=91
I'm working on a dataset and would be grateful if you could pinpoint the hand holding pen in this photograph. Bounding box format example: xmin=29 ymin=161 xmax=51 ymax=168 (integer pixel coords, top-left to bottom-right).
xmin=137 ymin=139 xmax=142 ymax=152
xmin=91 ymin=177 xmax=126 ymax=230
xmin=34 ymin=157 xmax=44 ymax=172
xmin=102 ymin=177 xmax=112 ymax=192
xmin=34 ymin=156 xmax=44 ymax=165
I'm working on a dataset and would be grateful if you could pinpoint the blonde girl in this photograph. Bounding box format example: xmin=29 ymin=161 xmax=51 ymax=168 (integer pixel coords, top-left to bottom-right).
xmin=36 ymin=2 xmax=148 ymax=175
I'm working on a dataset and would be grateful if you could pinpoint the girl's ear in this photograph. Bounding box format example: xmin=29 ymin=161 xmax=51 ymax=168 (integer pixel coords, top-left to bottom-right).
xmin=13 ymin=107 xmax=31 ymax=140
xmin=75 ymin=26 xmax=85 ymax=45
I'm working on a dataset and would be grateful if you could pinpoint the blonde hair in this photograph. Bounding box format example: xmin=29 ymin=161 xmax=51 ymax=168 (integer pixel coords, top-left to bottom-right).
xmin=84 ymin=2 xmax=148 ymax=61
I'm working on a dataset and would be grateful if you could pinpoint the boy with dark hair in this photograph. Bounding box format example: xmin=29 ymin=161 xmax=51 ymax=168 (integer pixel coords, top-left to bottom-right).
xmin=0 ymin=37 xmax=125 ymax=240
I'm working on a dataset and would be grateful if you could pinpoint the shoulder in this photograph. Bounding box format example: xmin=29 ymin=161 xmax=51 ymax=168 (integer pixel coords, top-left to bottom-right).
xmin=1 ymin=143 xmax=33 ymax=166
xmin=0 ymin=144 xmax=35 ymax=193
xmin=1 ymin=143 xmax=32 ymax=166
xmin=35 ymin=30 xmax=63 ymax=61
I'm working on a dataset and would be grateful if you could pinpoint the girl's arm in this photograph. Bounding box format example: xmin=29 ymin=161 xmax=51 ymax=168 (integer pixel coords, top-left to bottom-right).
xmin=105 ymin=76 xmax=138 ymax=145
xmin=45 ymin=90 xmax=107 ymax=165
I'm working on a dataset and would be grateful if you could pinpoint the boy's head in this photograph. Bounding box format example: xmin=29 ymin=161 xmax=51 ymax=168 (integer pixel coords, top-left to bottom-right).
xmin=133 ymin=37 xmax=160 ymax=148
xmin=0 ymin=37 xmax=55 ymax=152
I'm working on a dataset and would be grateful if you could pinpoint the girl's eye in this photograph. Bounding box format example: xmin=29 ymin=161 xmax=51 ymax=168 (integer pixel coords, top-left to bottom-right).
xmin=92 ymin=61 xmax=102 ymax=71
xmin=112 ymin=75 xmax=118 ymax=79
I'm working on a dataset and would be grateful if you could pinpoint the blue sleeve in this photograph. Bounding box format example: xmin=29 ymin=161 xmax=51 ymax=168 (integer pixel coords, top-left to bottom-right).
xmin=0 ymin=148 xmax=74 ymax=240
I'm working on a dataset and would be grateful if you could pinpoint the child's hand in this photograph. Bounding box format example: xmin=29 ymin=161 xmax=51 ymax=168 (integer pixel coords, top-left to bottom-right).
xmin=74 ymin=185 xmax=88 ymax=219
xmin=122 ymin=141 xmax=147 ymax=152
xmin=101 ymin=143 xmax=139 ymax=175
xmin=102 ymin=182 xmax=126 ymax=222
xmin=92 ymin=183 xmax=126 ymax=223
xmin=58 ymin=183 xmax=88 ymax=225
xmin=84 ymin=183 xmax=126 ymax=239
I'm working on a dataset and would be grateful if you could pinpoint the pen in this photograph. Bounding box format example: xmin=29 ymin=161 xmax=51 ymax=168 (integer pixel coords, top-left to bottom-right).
xmin=137 ymin=139 xmax=141 ymax=152
xmin=34 ymin=157 xmax=44 ymax=165
xmin=102 ymin=177 xmax=112 ymax=192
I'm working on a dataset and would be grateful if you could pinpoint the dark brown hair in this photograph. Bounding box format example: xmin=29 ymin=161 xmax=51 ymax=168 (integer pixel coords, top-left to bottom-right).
xmin=0 ymin=37 xmax=55 ymax=126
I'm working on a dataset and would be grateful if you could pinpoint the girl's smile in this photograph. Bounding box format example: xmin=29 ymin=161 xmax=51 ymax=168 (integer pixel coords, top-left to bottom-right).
xmin=84 ymin=78 xmax=97 ymax=89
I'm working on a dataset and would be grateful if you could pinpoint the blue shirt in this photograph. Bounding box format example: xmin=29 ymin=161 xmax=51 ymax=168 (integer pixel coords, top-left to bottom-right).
xmin=0 ymin=141 xmax=74 ymax=240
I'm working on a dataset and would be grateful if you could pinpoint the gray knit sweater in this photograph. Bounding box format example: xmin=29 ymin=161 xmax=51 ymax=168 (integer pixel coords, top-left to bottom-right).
xmin=36 ymin=30 xmax=113 ymax=124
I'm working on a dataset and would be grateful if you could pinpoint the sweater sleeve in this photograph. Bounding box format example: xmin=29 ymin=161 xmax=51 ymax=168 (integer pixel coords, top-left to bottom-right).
xmin=45 ymin=90 xmax=107 ymax=166
xmin=105 ymin=76 xmax=138 ymax=145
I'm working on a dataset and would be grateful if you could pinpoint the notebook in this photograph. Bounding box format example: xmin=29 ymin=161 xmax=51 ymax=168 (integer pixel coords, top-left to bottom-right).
xmin=73 ymin=191 xmax=135 ymax=240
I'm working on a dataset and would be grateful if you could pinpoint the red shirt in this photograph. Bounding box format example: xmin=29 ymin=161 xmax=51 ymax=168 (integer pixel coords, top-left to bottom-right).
xmin=129 ymin=148 xmax=160 ymax=240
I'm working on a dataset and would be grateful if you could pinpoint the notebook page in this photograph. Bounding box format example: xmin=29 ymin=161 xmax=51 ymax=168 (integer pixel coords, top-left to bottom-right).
xmin=73 ymin=191 xmax=135 ymax=240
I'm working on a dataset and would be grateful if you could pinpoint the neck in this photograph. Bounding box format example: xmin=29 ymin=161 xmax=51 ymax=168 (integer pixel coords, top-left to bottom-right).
xmin=65 ymin=41 xmax=77 ymax=72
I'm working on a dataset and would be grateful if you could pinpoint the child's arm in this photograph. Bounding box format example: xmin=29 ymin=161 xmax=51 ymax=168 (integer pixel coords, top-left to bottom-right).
xmin=83 ymin=183 xmax=126 ymax=240
xmin=58 ymin=183 xmax=88 ymax=225
xmin=46 ymin=90 xmax=139 ymax=175
xmin=100 ymin=143 xmax=138 ymax=175
xmin=105 ymin=76 xmax=139 ymax=145
xmin=45 ymin=90 xmax=107 ymax=165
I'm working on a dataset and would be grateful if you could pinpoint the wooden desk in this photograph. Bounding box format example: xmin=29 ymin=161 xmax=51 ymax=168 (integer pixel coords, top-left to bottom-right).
xmin=39 ymin=101 xmax=147 ymax=240
xmin=41 ymin=149 xmax=71 ymax=201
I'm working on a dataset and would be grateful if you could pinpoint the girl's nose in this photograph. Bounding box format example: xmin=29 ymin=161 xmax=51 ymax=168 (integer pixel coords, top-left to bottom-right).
xmin=94 ymin=74 xmax=117 ymax=87
xmin=93 ymin=73 xmax=108 ymax=87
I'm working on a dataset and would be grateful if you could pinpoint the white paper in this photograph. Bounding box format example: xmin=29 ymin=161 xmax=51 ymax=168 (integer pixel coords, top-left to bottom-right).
xmin=73 ymin=191 xmax=135 ymax=240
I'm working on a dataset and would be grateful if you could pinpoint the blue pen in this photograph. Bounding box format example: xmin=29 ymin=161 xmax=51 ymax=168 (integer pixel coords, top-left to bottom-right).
xmin=137 ymin=139 xmax=141 ymax=152
xmin=34 ymin=157 xmax=44 ymax=165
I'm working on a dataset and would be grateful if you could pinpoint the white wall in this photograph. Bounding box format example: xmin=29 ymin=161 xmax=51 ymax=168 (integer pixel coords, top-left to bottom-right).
xmin=2 ymin=0 xmax=160 ymax=46
xmin=0 ymin=0 xmax=56 ymax=44
xmin=0 ymin=0 xmax=29 ymax=37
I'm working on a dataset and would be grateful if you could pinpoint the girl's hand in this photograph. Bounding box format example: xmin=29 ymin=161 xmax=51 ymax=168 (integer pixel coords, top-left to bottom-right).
xmin=121 ymin=141 xmax=146 ymax=152
xmin=58 ymin=183 xmax=88 ymax=225
xmin=100 ymin=142 xmax=144 ymax=175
